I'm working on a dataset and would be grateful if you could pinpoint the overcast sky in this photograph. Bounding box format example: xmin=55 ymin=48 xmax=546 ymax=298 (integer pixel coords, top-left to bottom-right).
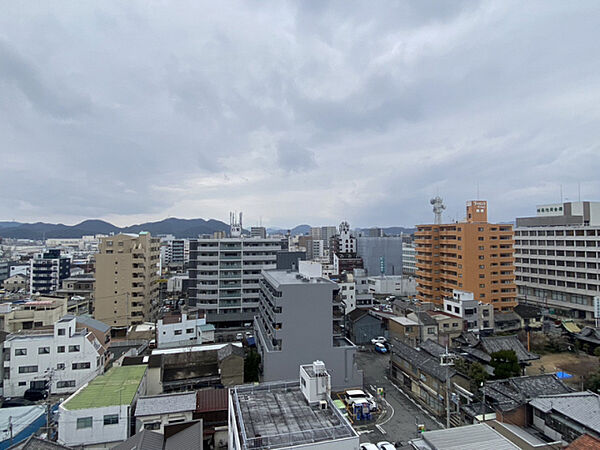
xmin=1 ymin=1 xmax=599 ymax=228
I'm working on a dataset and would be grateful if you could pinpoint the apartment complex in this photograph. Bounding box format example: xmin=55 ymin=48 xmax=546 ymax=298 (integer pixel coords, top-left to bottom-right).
xmin=30 ymin=249 xmax=70 ymax=294
xmin=515 ymin=201 xmax=600 ymax=321
xmin=415 ymin=201 xmax=517 ymax=311
xmin=402 ymin=242 xmax=417 ymax=275
xmin=94 ymin=233 xmax=160 ymax=329
xmin=254 ymin=268 xmax=363 ymax=390
xmin=188 ymin=237 xmax=282 ymax=327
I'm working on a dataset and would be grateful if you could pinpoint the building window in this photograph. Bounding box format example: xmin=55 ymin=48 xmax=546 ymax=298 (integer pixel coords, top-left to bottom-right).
xmin=38 ymin=347 xmax=50 ymax=354
xmin=145 ymin=422 xmax=161 ymax=430
xmin=58 ymin=328 xmax=65 ymax=336
xmin=186 ymin=328 xmax=194 ymax=334
xmin=174 ymin=330 xmax=182 ymax=335
xmin=57 ymin=380 xmax=76 ymax=388
xmin=68 ymin=345 xmax=80 ymax=352
xmin=57 ymin=346 xmax=65 ymax=353
xmin=77 ymin=417 xmax=93 ymax=429
xmin=104 ymin=414 xmax=119 ymax=425
xmin=15 ymin=349 xmax=27 ymax=356
xmin=72 ymin=362 xmax=91 ymax=370
xmin=57 ymin=363 xmax=65 ymax=370
xmin=18 ymin=365 xmax=38 ymax=374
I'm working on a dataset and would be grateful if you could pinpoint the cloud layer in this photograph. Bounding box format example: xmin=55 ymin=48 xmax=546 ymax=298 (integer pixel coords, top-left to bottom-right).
xmin=1 ymin=1 xmax=599 ymax=228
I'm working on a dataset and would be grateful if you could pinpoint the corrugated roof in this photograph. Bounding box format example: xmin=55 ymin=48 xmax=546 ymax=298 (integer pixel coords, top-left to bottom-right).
xmin=421 ymin=423 xmax=520 ymax=450
xmin=562 ymin=321 xmax=581 ymax=334
xmin=136 ymin=392 xmax=197 ymax=417
xmin=196 ymin=388 xmax=228 ymax=413
xmin=111 ymin=429 xmax=164 ymax=450
xmin=63 ymin=365 xmax=146 ymax=410
xmin=530 ymin=391 xmax=600 ymax=433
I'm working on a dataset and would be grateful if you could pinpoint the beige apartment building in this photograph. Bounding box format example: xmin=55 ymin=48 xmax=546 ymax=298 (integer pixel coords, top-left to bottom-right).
xmin=95 ymin=233 xmax=160 ymax=329
xmin=0 ymin=295 xmax=68 ymax=332
xmin=415 ymin=201 xmax=517 ymax=312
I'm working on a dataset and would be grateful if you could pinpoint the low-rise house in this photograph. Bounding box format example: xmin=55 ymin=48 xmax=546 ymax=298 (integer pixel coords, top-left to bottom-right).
xmin=475 ymin=335 xmax=539 ymax=375
xmin=443 ymin=290 xmax=494 ymax=333
xmin=575 ymin=326 xmax=600 ymax=352
xmin=428 ymin=311 xmax=464 ymax=347
xmin=388 ymin=315 xmax=419 ymax=346
xmin=135 ymin=391 xmax=197 ymax=433
xmin=58 ymin=364 xmax=147 ymax=448
xmin=157 ymin=311 xmax=213 ymax=348
xmin=56 ymin=273 xmax=94 ymax=301
xmin=407 ymin=311 xmax=438 ymax=344
xmin=530 ymin=391 xmax=600 ymax=444
xmin=113 ymin=421 xmax=203 ymax=450
xmin=3 ymin=316 xmax=106 ymax=397
xmin=494 ymin=311 xmax=522 ymax=333
xmin=389 ymin=339 xmax=472 ymax=418
xmin=514 ymin=304 xmax=543 ymax=330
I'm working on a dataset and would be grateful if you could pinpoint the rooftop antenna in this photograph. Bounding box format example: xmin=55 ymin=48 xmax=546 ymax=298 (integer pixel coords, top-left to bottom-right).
xmin=430 ymin=196 xmax=446 ymax=225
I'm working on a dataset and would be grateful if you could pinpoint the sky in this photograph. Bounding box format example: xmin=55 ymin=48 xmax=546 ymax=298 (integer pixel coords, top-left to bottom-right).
xmin=1 ymin=1 xmax=600 ymax=229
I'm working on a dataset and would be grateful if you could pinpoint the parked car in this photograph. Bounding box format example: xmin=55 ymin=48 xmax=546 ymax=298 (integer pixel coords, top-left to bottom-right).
xmin=235 ymin=333 xmax=244 ymax=340
xmin=374 ymin=342 xmax=388 ymax=354
xmin=371 ymin=336 xmax=386 ymax=345
xmin=377 ymin=442 xmax=396 ymax=450
xmin=360 ymin=444 xmax=379 ymax=450
xmin=24 ymin=388 xmax=48 ymax=401
xmin=345 ymin=390 xmax=377 ymax=412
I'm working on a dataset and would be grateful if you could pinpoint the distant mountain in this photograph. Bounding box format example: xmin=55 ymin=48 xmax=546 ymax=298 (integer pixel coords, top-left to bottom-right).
xmin=266 ymin=224 xmax=415 ymax=237
xmin=0 ymin=217 xmax=230 ymax=239
xmin=267 ymin=224 xmax=311 ymax=236
xmin=0 ymin=221 xmax=22 ymax=229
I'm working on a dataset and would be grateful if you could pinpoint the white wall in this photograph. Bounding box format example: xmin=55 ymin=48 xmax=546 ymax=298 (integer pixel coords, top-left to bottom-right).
xmin=157 ymin=313 xmax=208 ymax=348
xmin=58 ymin=404 xmax=129 ymax=447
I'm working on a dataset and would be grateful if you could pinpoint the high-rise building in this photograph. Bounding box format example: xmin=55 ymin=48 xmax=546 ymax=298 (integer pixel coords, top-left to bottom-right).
xmin=331 ymin=222 xmax=363 ymax=275
xmin=415 ymin=201 xmax=517 ymax=312
xmin=188 ymin=236 xmax=282 ymax=327
xmin=321 ymin=226 xmax=338 ymax=249
xmin=254 ymin=267 xmax=363 ymax=389
xmin=95 ymin=233 xmax=160 ymax=329
xmin=515 ymin=201 xmax=600 ymax=321
xmin=30 ymin=249 xmax=71 ymax=294
xmin=402 ymin=243 xmax=417 ymax=275
xmin=356 ymin=236 xmax=403 ymax=276
xmin=251 ymin=227 xmax=267 ymax=239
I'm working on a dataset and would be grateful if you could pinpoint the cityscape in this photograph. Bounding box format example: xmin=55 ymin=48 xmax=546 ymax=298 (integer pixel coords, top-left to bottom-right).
xmin=2 ymin=2 xmax=600 ymax=450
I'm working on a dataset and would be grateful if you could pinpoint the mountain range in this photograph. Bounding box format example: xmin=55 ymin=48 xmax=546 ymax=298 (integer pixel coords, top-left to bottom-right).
xmin=0 ymin=219 xmax=416 ymax=240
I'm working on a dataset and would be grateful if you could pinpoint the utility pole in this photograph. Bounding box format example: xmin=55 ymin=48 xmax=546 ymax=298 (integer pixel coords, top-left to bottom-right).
xmin=440 ymin=347 xmax=455 ymax=428
xmin=8 ymin=416 xmax=13 ymax=445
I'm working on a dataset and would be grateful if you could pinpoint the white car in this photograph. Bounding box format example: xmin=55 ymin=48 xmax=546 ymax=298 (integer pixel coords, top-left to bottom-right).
xmin=377 ymin=442 xmax=396 ymax=450
xmin=235 ymin=333 xmax=244 ymax=340
xmin=360 ymin=444 xmax=379 ymax=450
xmin=345 ymin=390 xmax=377 ymax=412
xmin=371 ymin=336 xmax=386 ymax=345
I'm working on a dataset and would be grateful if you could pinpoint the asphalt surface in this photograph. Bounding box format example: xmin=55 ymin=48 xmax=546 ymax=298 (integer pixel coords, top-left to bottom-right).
xmin=355 ymin=349 xmax=441 ymax=446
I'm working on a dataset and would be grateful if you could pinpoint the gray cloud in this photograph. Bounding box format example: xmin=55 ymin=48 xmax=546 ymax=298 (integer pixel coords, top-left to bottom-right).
xmin=0 ymin=1 xmax=599 ymax=228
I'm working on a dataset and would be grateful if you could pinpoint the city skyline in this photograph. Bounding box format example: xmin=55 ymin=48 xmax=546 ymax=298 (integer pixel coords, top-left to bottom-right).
xmin=1 ymin=1 xmax=599 ymax=228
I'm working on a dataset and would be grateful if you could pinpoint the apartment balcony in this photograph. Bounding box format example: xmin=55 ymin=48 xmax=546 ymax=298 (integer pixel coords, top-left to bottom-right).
xmin=197 ymin=273 xmax=218 ymax=281
xmin=219 ymin=301 xmax=242 ymax=308
xmin=220 ymin=281 xmax=241 ymax=288
xmin=220 ymin=272 xmax=242 ymax=279
xmin=197 ymin=293 xmax=218 ymax=300
xmin=243 ymin=254 xmax=276 ymax=262
xmin=220 ymin=254 xmax=242 ymax=260
xmin=220 ymin=263 xmax=242 ymax=269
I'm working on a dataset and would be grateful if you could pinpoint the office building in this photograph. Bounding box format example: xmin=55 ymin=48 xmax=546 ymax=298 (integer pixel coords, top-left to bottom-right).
xmin=403 ymin=242 xmax=417 ymax=275
xmin=254 ymin=267 xmax=363 ymax=389
xmin=94 ymin=233 xmax=160 ymax=329
xmin=30 ymin=249 xmax=70 ymax=294
xmin=415 ymin=200 xmax=517 ymax=312
xmin=356 ymin=236 xmax=403 ymax=276
xmin=250 ymin=226 xmax=267 ymax=239
xmin=188 ymin=236 xmax=282 ymax=327
xmin=228 ymin=362 xmax=359 ymax=450
xmin=3 ymin=316 xmax=105 ymax=397
xmin=515 ymin=201 xmax=600 ymax=321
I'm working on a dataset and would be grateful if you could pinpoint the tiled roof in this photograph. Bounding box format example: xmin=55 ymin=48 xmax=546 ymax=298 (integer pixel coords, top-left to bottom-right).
xmin=513 ymin=304 xmax=542 ymax=319
xmin=530 ymin=391 xmax=600 ymax=433
xmin=165 ymin=422 xmax=203 ymax=450
xmin=217 ymin=343 xmax=244 ymax=360
xmin=486 ymin=374 xmax=572 ymax=412
xmin=392 ymin=340 xmax=456 ymax=382
xmin=111 ymin=430 xmax=164 ymax=450
xmin=566 ymin=434 xmax=600 ymax=449
xmin=419 ymin=339 xmax=446 ymax=358
xmin=478 ymin=335 xmax=539 ymax=363
xmin=135 ymin=391 xmax=197 ymax=417
xmin=347 ymin=308 xmax=369 ymax=322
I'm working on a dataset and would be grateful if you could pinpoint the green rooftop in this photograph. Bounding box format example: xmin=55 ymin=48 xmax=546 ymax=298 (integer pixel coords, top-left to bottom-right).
xmin=63 ymin=365 xmax=147 ymax=410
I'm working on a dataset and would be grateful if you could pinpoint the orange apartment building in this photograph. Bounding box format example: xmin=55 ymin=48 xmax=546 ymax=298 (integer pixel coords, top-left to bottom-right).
xmin=415 ymin=201 xmax=517 ymax=312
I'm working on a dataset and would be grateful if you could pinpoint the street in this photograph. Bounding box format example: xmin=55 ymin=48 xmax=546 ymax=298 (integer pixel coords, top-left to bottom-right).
xmin=356 ymin=349 xmax=441 ymax=446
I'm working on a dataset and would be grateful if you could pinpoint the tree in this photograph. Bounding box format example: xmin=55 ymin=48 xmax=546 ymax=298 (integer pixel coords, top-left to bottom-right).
xmin=490 ymin=350 xmax=521 ymax=379
xmin=244 ymin=350 xmax=261 ymax=382
xmin=585 ymin=369 xmax=600 ymax=393
xmin=594 ymin=347 xmax=600 ymax=360
xmin=467 ymin=362 xmax=489 ymax=392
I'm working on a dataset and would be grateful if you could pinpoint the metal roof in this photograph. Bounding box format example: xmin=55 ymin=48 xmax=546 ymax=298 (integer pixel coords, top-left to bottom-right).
xmin=111 ymin=430 xmax=164 ymax=450
xmin=196 ymin=388 xmax=228 ymax=413
xmin=135 ymin=392 xmax=197 ymax=417
xmin=529 ymin=391 xmax=600 ymax=433
xmin=420 ymin=423 xmax=520 ymax=450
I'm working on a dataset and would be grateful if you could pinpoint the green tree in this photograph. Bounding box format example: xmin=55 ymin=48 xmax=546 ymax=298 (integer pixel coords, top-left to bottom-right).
xmin=467 ymin=362 xmax=489 ymax=392
xmin=244 ymin=350 xmax=261 ymax=383
xmin=490 ymin=350 xmax=521 ymax=379
xmin=594 ymin=347 xmax=600 ymax=359
xmin=585 ymin=369 xmax=600 ymax=393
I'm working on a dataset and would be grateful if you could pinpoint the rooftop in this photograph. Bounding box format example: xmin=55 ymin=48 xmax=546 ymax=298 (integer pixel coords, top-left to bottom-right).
xmin=414 ymin=423 xmax=520 ymax=450
xmin=63 ymin=365 xmax=146 ymax=410
xmin=151 ymin=341 xmax=242 ymax=356
xmin=392 ymin=340 xmax=456 ymax=382
xmin=135 ymin=392 xmax=197 ymax=417
xmin=231 ymin=381 xmax=357 ymax=449
xmin=478 ymin=335 xmax=539 ymax=363
xmin=485 ymin=374 xmax=572 ymax=412
xmin=263 ymin=269 xmax=335 ymax=287
xmin=389 ymin=315 xmax=419 ymax=327
xmin=529 ymin=391 xmax=600 ymax=433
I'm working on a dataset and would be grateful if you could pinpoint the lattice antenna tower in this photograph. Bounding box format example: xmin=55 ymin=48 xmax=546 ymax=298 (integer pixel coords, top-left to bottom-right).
xmin=430 ymin=196 xmax=446 ymax=225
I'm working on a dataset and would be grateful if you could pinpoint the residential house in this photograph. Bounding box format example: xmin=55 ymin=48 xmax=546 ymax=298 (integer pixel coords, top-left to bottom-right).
xmin=346 ymin=309 xmax=386 ymax=345
xmin=135 ymin=391 xmax=197 ymax=433
xmin=407 ymin=311 xmax=438 ymax=344
xmin=156 ymin=311 xmax=213 ymax=348
xmin=428 ymin=311 xmax=464 ymax=347
xmin=2 ymin=274 xmax=28 ymax=293
xmin=57 ymin=365 xmax=147 ymax=448
xmin=513 ymin=304 xmax=543 ymax=330
xmin=494 ymin=311 xmax=523 ymax=333
xmin=388 ymin=316 xmax=419 ymax=346
xmin=113 ymin=422 xmax=203 ymax=450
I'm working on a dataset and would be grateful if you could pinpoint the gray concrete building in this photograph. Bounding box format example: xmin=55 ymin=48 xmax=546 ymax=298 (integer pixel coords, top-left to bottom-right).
xmin=254 ymin=269 xmax=363 ymax=390
xmin=188 ymin=237 xmax=282 ymax=327
xmin=515 ymin=201 xmax=600 ymax=321
xmin=356 ymin=236 xmax=403 ymax=276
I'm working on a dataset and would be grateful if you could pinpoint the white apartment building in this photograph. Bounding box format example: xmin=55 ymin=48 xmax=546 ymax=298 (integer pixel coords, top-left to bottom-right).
xmin=443 ymin=289 xmax=494 ymax=332
xmin=156 ymin=312 xmax=214 ymax=348
xmin=402 ymin=243 xmax=417 ymax=275
xmin=515 ymin=201 xmax=600 ymax=321
xmin=337 ymin=221 xmax=356 ymax=253
xmin=189 ymin=237 xmax=282 ymax=327
xmin=3 ymin=316 xmax=105 ymax=397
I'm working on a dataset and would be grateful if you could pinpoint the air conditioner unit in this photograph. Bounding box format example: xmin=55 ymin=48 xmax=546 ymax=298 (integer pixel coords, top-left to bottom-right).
xmin=319 ymin=400 xmax=327 ymax=410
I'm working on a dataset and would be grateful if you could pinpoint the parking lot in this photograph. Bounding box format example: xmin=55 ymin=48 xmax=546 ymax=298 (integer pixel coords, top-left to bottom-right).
xmin=354 ymin=348 xmax=441 ymax=447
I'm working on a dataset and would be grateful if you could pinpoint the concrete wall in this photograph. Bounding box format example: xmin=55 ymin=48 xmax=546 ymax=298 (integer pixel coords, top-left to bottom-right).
xmin=357 ymin=237 xmax=403 ymax=276
xmin=59 ymin=404 xmax=129 ymax=447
